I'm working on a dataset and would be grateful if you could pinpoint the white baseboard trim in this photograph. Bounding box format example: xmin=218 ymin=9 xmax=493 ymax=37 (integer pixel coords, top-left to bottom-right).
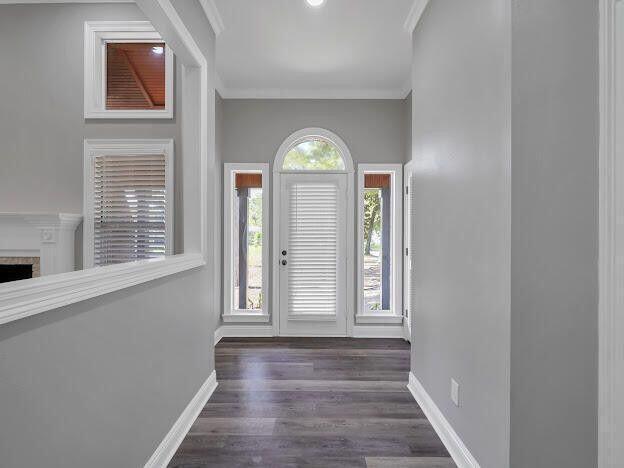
xmin=403 ymin=322 xmax=411 ymax=342
xmin=214 ymin=325 xmax=274 ymax=344
xmin=214 ymin=326 xmax=224 ymax=344
xmin=144 ymin=370 xmax=217 ymax=468
xmin=407 ymin=373 xmax=480 ymax=468
xmin=214 ymin=324 xmax=407 ymax=343
xmin=352 ymin=324 xmax=405 ymax=339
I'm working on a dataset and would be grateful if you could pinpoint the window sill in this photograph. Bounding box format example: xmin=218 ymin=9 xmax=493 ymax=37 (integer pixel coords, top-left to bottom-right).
xmin=85 ymin=109 xmax=174 ymax=120
xmin=222 ymin=312 xmax=270 ymax=323
xmin=356 ymin=313 xmax=404 ymax=325
xmin=0 ymin=253 xmax=205 ymax=326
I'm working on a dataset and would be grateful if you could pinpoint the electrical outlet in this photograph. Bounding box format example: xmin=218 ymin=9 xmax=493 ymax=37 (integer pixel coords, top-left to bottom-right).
xmin=451 ymin=379 xmax=460 ymax=407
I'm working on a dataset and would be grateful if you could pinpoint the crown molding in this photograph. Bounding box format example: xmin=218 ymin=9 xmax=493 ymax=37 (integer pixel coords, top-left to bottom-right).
xmin=199 ymin=0 xmax=224 ymax=36
xmin=216 ymin=86 xmax=411 ymax=100
xmin=404 ymin=0 xmax=429 ymax=33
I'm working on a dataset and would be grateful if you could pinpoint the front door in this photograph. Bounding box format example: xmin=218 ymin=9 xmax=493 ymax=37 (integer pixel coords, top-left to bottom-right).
xmin=278 ymin=173 xmax=348 ymax=336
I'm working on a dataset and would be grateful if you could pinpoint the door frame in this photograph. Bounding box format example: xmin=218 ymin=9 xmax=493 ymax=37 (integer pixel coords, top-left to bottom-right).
xmin=599 ymin=0 xmax=623 ymax=465
xmin=403 ymin=161 xmax=414 ymax=342
xmin=272 ymin=128 xmax=355 ymax=336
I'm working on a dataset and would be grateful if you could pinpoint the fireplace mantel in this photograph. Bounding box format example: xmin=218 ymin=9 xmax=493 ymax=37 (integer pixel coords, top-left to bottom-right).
xmin=0 ymin=213 xmax=82 ymax=276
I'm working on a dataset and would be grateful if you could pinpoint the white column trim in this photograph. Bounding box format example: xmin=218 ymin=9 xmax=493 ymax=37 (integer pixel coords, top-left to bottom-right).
xmin=599 ymin=0 xmax=621 ymax=466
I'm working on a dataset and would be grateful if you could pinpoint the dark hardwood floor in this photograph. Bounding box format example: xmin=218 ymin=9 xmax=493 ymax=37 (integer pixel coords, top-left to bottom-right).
xmin=169 ymin=338 xmax=454 ymax=468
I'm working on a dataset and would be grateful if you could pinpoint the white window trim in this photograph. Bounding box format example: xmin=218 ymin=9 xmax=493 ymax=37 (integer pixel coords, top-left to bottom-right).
xmin=356 ymin=163 xmax=403 ymax=324
xmin=84 ymin=20 xmax=174 ymax=119
xmin=83 ymin=139 xmax=175 ymax=269
xmin=223 ymin=163 xmax=270 ymax=322
xmin=0 ymin=1 xmax=210 ymax=327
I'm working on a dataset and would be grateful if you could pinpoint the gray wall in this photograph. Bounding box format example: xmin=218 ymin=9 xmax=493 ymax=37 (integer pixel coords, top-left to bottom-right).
xmin=410 ymin=2 xmax=511 ymax=467
xmin=220 ymin=98 xmax=409 ymax=325
xmin=221 ymin=99 xmax=409 ymax=167
xmin=0 ymin=3 xmax=217 ymax=468
xmin=0 ymin=270 xmax=214 ymax=468
xmin=510 ymin=1 xmax=599 ymax=467
xmin=0 ymin=3 xmax=184 ymax=254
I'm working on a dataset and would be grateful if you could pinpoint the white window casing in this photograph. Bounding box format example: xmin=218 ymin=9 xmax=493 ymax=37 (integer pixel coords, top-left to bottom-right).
xmin=356 ymin=163 xmax=403 ymax=324
xmin=83 ymin=139 xmax=174 ymax=269
xmin=84 ymin=21 xmax=174 ymax=119
xmin=223 ymin=163 xmax=270 ymax=322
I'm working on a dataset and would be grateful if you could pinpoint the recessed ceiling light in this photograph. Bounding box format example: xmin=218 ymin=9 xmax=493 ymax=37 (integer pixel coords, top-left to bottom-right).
xmin=306 ymin=0 xmax=325 ymax=7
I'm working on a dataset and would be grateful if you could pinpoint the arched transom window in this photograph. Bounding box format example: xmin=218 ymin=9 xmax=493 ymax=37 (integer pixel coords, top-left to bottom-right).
xmin=283 ymin=137 xmax=345 ymax=171
xmin=275 ymin=128 xmax=354 ymax=173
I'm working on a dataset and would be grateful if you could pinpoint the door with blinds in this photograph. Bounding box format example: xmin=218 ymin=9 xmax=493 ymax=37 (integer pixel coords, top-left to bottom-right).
xmin=279 ymin=173 xmax=348 ymax=336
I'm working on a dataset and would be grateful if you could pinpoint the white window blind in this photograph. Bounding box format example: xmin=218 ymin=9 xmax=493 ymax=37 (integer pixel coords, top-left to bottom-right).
xmin=93 ymin=153 xmax=169 ymax=266
xmin=287 ymin=182 xmax=339 ymax=316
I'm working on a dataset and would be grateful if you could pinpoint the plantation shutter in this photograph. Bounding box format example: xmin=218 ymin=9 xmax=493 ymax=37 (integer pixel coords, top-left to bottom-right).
xmin=287 ymin=182 xmax=339 ymax=317
xmin=93 ymin=153 xmax=168 ymax=266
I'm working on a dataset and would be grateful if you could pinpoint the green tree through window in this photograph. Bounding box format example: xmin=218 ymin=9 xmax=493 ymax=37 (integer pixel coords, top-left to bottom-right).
xmin=282 ymin=138 xmax=345 ymax=171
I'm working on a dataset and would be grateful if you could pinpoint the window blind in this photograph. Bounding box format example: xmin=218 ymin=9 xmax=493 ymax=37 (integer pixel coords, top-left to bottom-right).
xmin=287 ymin=182 xmax=339 ymax=317
xmin=93 ymin=153 xmax=168 ymax=266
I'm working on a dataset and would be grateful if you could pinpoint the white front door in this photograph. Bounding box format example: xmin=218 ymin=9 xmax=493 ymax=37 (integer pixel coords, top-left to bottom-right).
xmin=278 ymin=173 xmax=348 ymax=336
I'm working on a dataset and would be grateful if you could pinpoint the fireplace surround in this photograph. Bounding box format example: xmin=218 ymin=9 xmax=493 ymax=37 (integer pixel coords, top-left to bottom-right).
xmin=0 ymin=257 xmax=40 ymax=283
xmin=0 ymin=213 xmax=81 ymax=278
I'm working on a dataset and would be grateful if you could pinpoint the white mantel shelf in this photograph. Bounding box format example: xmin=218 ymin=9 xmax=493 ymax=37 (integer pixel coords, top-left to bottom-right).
xmin=0 ymin=212 xmax=83 ymax=276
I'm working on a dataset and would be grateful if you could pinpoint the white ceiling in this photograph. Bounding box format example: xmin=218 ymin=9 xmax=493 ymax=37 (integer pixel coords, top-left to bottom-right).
xmin=214 ymin=0 xmax=415 ymax=99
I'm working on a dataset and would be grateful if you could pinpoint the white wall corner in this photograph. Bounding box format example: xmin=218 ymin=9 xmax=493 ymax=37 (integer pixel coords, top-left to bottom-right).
xmin=407 ymin=373 xmax=481 ymax=468
xmin=143 ymin=370 xmax=217 ymax=468
xmin=403 ymin=0 xmax=430 ymax=34
xmin=199 ymin=0 xmax=224 ymax=36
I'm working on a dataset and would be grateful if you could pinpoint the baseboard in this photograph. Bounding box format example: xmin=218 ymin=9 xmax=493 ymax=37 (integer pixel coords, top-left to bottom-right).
xmin=215 ymin=324 xmax=406 ymax=343
xmin=214 ymin=326 xmax=224 ymax=344
xmin=144 ymin=370 xmax=218 ymax=468
xmin=214 ymin=325 xmax=274 ymax=344
xmin=352 ymin=324 xmax=405 ymax=339
xmin=407 ymin=372 xmax=481 ymax=468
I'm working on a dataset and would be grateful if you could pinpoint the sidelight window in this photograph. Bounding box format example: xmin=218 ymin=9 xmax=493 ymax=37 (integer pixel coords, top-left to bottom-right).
xmin=223 ymin=164 xmax=270 ymax=322
xmin=357 ymin=164 xmax=403 ymax=323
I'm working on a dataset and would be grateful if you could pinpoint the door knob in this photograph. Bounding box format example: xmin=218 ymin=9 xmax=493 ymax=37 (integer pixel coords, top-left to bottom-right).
xmin=281 ymin=260 xmax=287 ymax=266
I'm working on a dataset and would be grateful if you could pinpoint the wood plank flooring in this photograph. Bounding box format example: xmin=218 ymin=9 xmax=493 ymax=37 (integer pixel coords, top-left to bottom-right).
xmin=169 ymin=338 xmax=454 ymax=468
